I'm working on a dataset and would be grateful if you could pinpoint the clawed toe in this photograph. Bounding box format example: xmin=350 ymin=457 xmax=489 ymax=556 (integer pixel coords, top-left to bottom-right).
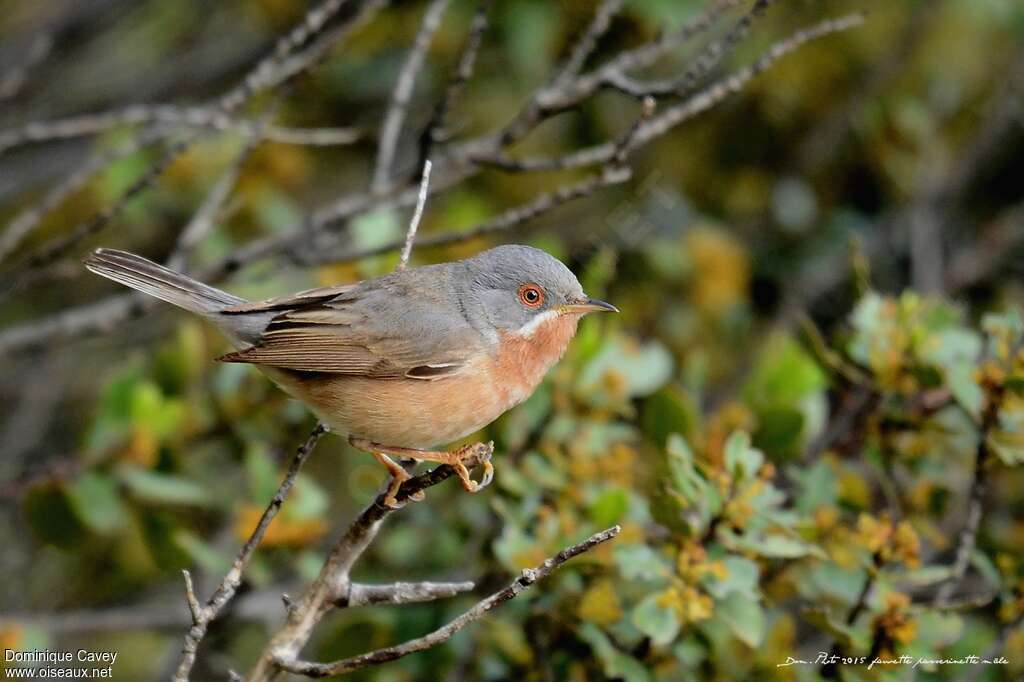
xmin=452 ymin=441 xmax=495 ymax=493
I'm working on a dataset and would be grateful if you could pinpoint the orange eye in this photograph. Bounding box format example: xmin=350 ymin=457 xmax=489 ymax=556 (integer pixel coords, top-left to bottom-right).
xmin=518 ymin=284 xmax=544 ymax=308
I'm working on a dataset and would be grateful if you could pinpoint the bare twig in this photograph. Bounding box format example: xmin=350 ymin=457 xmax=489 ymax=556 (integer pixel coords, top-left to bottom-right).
xmin=167 ymin=93 xmax=285 ymax=270
xmin=0 ymin=32 xmax=53 ymax=102
xmin=418 ymin=0 xmax=491 ymax=166
xmin=933 ymin=382 xmax=1004 ymax=607
xmin=276 ymin=526 xmax=621 ymax=677
xmin=172 ymin=423 xmax=327 ymax=682
xmin=373 ymin=0 xmax=450 ymax=192
xmin=476 ymin=13 xmax=866 ymax=174
xmin=343 ymin=580 xmax=475 ymax=607
xmin=4 ymin=580 xmax=474 ymax=636
xmin=550 ymin=0 xmax=624 ymax=88
xmin=397 ymin=160 xmax=433 ymax=270
xmin=0 ymin=104 xmax=361 ymax=157
xmin=604 ymin=0 xmax=776 ymax=99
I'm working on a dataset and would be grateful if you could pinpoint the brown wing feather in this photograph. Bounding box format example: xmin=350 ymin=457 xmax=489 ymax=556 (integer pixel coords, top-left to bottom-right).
xmin=220 ymin=283 xmax=359 ymax=314
xmin=217 ymin=293 xmax=476 ymax=379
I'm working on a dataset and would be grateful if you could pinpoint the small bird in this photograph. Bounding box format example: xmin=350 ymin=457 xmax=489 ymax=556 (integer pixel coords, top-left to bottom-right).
xmin=85 ymin=245 xmax=616 ymax=506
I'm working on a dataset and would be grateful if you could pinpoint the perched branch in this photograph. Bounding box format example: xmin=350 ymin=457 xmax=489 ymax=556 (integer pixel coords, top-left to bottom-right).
xmin=276 ymin=526 xmax=621 ymax=678
xmin=173 ymin=423 xmax=327 ymax=682
xmin=246 ymin=445 xmax=495 ymax=681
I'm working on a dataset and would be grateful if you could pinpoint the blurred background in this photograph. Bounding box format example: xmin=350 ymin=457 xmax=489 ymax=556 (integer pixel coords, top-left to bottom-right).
xmin=2 ymin=0 xmax=1024 ymax=679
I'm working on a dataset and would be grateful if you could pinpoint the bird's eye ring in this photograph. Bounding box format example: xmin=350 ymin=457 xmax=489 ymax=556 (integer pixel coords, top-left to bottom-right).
xmin=518 ymin=284 xmax=544 ymax=308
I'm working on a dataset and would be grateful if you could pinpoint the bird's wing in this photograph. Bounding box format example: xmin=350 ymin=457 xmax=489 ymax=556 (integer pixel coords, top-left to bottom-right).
xmin=216 ymin=278 xmax=484 ymax=379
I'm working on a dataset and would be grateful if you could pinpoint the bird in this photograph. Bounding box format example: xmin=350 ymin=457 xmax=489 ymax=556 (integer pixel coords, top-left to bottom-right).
xmin=84 ymin=245 xmax=617 ymax=507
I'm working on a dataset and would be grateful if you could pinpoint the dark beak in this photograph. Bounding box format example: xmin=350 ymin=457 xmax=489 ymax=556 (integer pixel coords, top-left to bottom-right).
xmin=562 ymin=298 xmax=619 ymax=314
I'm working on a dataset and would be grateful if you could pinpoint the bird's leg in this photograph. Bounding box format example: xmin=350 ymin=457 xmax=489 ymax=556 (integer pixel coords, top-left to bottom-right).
xmin=368 ymin=451 xmax=423 ymax=508
xmin=348 ymin=437 xmax=426 ymax=508
xmin=351 ymin=439 xmax=494 ymax=495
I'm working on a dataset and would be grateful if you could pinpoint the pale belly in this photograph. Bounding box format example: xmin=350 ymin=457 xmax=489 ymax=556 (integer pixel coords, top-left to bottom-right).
xmin=263 ymin=364 xmax=518 ymax=448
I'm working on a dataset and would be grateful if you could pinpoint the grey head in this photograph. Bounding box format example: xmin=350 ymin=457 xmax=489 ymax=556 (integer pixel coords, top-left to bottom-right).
xmin=459 ymin=244 xmax=616 ymax=334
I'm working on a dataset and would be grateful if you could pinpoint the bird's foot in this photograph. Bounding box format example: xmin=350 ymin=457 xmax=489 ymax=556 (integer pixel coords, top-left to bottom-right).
xmin=369 ymin=450 xmax=424 ymax=509
xmin=451 ymin=441 xmax=495 ymax=493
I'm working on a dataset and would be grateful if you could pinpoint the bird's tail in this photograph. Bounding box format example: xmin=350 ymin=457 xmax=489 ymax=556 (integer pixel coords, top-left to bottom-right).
xmin=84 ymin=248 xmax=245 ymax=315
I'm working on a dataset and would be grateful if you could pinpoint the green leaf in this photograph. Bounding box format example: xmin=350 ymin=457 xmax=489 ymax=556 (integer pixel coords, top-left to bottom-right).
xmin=716 ymin=593 xmax=765 ymax=648
xmin=66 ymin=472 xmax=128 ymax=535
xmin=633 ymin=593 xmax=681 ymax=646
xmin=739 ymin=534 xmax=823 ymax=559
xmin=285 ymin=474 xmax=329 ymax=520
xmin=724 ymin=431 xmax=763 ymax=480
xmin=245 ymin=443 xmax=280 ymax=502
xmin=704 ymin=556 xmax=759 ymax=600
xmin=589 ymin=487 xmax=629 ymax=527
xmin=173 ymin=529 xmax=231 ymax=574
xmin=578 ymin=623 xmax=651 ymax=682
xmin=522 ymin=452 xmax=567 ymax=489
xmin=642 ymin=386 xmax=700 ymax=447
xmin=23 ymin=483 xmax=86 ymax=548
xmin=614 ymin=544 xmax=671 ymax=582
xmin=970 ymin=550 xmax=1002 ymax=590
xmin=751 ymin=407 xmax=805 ymax=458
xmin=117 ymin=466 xmax=211 ymax=507
xmin=742 ymin=333 xmax=826 ymax=406
xmin=895 ymin=565 xmax=954 ymax=587
xmin=802 ymin=607 xmax=870 ymax=651
xmin=577 ymin=336 xmax=674 ymax=407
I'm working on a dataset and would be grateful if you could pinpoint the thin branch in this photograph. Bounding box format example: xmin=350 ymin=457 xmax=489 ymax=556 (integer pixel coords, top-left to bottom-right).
xmin=549 ymin=0 xmax=624 ymax=88
xmin=476 ymin=12 xmax=866 ymax=174
xmin=417 ymin=0 xmax=491 ymax=165
xmin=629 ymin=13 xmax=867 ymax=149
xmin=0 ymin=104 xmax=361 ymax=157
xmin=373 ymin=0 xmax=450 ymax=192
xmin=397 ymin=160 xmax=432 ymax=270
xmin=344 ymin=580 xmax=475 ymax=607
xmin=501 ymin=0 xmax=742 ymax=144
xmin=603 ymin=0 xmax=776 ymax=99
xmin=0 ymin=32 xmax=53 ymax=102
xmin=309 ymin=165 xmax=632 ymax=266
xmin=933 ymin=382 xmax=1004 ymax=607
xmin=173 ymin=423 xmax=327 ymax=682
xmin=276 ymin=526 xmax=621 ymax=677
xmin=167 ymin=94 xmax=284 ymax=270
xmin=4 ymin=580 xmax=474 ymax=636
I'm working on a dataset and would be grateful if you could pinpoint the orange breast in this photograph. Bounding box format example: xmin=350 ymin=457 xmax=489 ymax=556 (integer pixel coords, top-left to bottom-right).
xmin=488 ymin=313 xmax=580 ymax=408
